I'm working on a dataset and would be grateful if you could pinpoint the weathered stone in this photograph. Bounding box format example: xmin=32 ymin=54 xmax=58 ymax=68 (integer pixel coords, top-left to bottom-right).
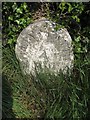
xmin=15 ymin=19 xmax=74 ymax=75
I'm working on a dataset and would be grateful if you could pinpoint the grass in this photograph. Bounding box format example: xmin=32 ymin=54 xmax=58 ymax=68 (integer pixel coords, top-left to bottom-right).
xmin=2 ymin=45 xmax=90 ymax=119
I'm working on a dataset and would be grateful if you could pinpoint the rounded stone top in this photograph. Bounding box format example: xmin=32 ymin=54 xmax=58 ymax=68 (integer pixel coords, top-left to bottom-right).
xmin=15 ymin=19 xmax=74 ymax=75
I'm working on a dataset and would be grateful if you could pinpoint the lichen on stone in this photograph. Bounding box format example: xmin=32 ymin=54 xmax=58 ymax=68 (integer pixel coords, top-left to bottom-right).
xmin=15 ymin=19 xmax=74 ymax=75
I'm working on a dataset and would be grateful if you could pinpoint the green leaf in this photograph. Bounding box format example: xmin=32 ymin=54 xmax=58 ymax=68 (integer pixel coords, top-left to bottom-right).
xmin=12 ymin=3 xmax=18 ymax=12
xmin=67 ymin=3 xmax=72 ymax=13
xmin=8 ymin=39 xmax=13 ymax=45
xmin=59 ymin=2 xmax=66 ymax=12
xmin=22 ymin=3 xmax=27 ymax=10
xmin=16 ymin=8 xmax=23 ymax=14
xmin=8 ymin=16 xmax=13 ymax=21
xmin=15 ymin=20 xmax=20 ymax=24
xmin=77 ymin=48 xmax=82 ymax=53
xmin=75 ymin=36 xmax=81 ymax=42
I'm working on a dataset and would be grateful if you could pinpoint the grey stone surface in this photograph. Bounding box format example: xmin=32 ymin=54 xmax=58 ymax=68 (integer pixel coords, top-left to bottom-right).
xmin=15 ymin=19 xmax=74 ymax=75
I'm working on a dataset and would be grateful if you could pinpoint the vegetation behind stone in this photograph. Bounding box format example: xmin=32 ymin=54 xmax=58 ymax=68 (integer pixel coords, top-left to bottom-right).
xmin=2 ymin=2 xmax=90 ymax=119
